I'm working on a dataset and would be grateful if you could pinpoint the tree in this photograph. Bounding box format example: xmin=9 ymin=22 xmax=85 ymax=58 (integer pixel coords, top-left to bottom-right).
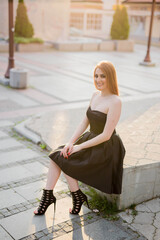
xmin=110 ymin=5 xmax=130 ymax=40
xmin=15 ymin=0 xmax=34 ymax=38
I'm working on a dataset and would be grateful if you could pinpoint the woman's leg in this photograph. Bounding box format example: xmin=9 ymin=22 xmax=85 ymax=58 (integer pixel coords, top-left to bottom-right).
xmin=45 ymin=160 xmax=61 ymax=189
xmin=34 ymin=160 xmax=61 ymax=214
xmin=63 ymin=173 xmax=79 ymax=192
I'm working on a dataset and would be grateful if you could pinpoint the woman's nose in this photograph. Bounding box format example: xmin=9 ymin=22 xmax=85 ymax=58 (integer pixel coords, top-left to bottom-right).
xmin=96 ymin=77 xmax=101 ymax=82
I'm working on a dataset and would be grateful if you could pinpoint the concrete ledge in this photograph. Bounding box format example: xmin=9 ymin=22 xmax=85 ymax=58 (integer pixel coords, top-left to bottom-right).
xmin=24 ymin=103 xmax=160 ymax=209
xmin=13 ymin=119 xmax=42 ymax=145
xmin=99 ymin=41 xmax=115 ymax=51
xmin=115 ymin=40 xmax=134 ymax=52
xmin=16 ymin=43 xmax=44 ymax=52
xmin=53 ymin=42 xmax=82 ymax=51
xmin=113 ymin=103 xmax=160 ymax=209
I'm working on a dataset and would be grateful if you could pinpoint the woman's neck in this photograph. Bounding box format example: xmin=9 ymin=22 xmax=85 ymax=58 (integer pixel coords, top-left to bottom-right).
xmin=100 ymin=89 xmax=112 ymax=97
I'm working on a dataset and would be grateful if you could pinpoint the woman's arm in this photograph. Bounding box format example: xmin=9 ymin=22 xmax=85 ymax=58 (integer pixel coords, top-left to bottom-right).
xmin=60 ymin=112 xmax=89 ymax=158
xmin=61 ymin=93 xmax=97 ymax=158
xmin=71 ymin=98 xmax=121 ymax=153
xmin=68 ymin=115 xmax=89 ymax=144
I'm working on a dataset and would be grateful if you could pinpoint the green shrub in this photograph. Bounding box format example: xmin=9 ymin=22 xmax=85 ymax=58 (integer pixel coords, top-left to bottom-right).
xmin=15 ymin=0 xmax=34 ymax=38
xmin=110 ymin=5 xmax=130 ymax=40
xmin=14 ymin=37 xmax=44 ymax=44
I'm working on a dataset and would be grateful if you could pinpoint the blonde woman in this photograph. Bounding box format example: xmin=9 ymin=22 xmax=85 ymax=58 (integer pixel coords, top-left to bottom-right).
xmin=34 ymin=61 xmax=126 ymax=215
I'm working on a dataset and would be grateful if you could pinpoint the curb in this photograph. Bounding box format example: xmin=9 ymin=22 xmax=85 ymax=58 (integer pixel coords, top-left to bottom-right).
xmin=13 ymin=118 xmax=41 ymax=144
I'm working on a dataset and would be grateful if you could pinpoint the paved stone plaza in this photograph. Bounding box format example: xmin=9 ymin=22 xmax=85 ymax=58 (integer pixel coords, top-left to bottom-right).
xmin=0 ymin=44 xmax=160 ymax=239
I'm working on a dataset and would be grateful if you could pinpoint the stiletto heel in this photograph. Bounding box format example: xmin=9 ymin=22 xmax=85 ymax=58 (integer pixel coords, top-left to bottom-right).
xmin=85 ymin=198 xmax=90 ymax=209
xmin=34 ymin=189 xmax=56 ymax=215
xmin=54 ymin=200 xmax=56 ymax=213
xmin=70 ymin=189 xmax=90 ymax=214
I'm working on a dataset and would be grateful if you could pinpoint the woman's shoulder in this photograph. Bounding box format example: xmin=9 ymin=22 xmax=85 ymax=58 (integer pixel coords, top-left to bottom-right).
xmin=109 ymin=95 xmax=122 ymax=107
xmin=90 ymin=91 xmax=99 ymax=101
xmin=92 ymin=91 xmax=99 ymax=97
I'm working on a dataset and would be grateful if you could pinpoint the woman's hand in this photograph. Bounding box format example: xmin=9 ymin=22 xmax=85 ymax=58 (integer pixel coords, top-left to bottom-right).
xmin=60 ymin=143 xmax=73 ymax=158
xmin=69 ymin=145 xmax=82 ymax=155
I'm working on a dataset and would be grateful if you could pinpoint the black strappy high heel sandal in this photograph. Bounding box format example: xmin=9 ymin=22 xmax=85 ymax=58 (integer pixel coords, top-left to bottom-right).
xmin=34 ymin=189 xmax=56 ymax=215
xmin=70 ymin=189 xmax=90 ymax=214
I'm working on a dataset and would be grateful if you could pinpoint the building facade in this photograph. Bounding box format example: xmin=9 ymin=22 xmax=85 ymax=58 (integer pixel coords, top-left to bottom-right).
xmin=70 ymin=0 xmax=118 ymax=39
xmin=70 ymin=0 xmax=160 ymax=43
xmin=0 ymin=0 xmax=70 ymax=41
xmin=122 ymin=0 xmax=160 ymax=41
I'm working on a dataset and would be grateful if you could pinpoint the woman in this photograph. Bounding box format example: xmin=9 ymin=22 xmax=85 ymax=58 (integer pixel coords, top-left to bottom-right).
xmin=34 ymin=61 xmax=125 ymax=215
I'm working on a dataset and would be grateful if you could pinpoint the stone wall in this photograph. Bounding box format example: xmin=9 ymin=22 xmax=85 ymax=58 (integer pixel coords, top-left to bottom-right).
xmin=0 ymin=0 xmax=70 ymax=41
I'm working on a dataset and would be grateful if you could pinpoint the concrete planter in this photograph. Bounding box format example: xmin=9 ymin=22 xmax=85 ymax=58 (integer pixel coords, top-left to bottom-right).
xmin=53 ymin=42 xmax=82 ymax=51
xmin=15 ymin=43 xmax=44 ymax=52
xmin=115 ymin=40 xmax=134 ymax=52
xmin=99 ymin=41 xmax=115 ymax=51
xmin=10 ymin=68 xmax=28 ymax=89
xmin=82 ymin=42 xmax=99 ymax=51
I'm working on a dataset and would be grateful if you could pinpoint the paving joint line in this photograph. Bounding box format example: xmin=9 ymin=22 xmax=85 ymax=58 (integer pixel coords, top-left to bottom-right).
xmin=0 ymin=174 xmax=47 ymax=191
xmin=0 ymin=156 xmax=49 ymax=170
xmin=19 ymin=212 xmax=102 ymax=240
xmin=0 ymin=191 xmax=70 ymax=219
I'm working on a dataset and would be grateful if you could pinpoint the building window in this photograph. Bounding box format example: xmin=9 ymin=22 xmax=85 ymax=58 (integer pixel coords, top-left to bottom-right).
xmin=87 ymin=13 xmax=102 ymax=30
xmin=70 ymin=13 xmax=84 ymax=30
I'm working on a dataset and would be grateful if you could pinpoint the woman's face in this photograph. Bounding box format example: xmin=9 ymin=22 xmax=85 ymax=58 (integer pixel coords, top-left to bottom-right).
xmin=94 ymin=68 xmax=107 ymax=91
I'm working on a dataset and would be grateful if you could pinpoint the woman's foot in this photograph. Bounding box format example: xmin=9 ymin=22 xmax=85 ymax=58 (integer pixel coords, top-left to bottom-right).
xmin=70 ymin=189 xmax=89 ymax=214
xmin=34 ymin=189 xmax=56 ymax=215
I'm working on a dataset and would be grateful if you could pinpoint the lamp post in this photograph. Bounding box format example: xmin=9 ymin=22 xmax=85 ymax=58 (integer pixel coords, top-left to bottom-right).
xmin=5 ymin=0 xmax=15 ymax=79
xmin=141 ymin=0 xmax=156 ymax=65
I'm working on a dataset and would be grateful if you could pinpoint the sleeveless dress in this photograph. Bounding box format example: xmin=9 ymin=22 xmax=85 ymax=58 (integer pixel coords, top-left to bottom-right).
xmin=49 ymin=106 xmax=126 ymax=194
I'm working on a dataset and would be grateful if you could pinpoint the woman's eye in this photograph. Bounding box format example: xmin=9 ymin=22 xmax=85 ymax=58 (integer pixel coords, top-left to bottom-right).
xmin=101 ymin=75 xmax=106 ymax=78
xmin=95 ymin=74 xmax=98 ymax=78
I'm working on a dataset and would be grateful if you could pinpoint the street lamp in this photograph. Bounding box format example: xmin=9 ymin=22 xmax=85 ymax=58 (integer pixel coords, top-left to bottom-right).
xmin=142 ymin=0 xmax=156 ymax=65
xmin=5 ymin=0 xmax=15 ymax=79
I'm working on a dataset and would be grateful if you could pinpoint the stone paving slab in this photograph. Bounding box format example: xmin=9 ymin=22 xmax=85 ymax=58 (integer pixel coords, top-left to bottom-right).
xmin=0 ymin=120 xmax=14 ymax=127
xmin=0 ymin=130 xmax=9 ymax=138
xmin=30 ymin=74 xmax=95 ymax=102
xmin=0 ymin=226 xmax=13 ymax=240
xmin=131 ymin=224 xmax=155 ymax=240
xmin=13 ymin=179 xmax=67 ymax=201
xmin=17 ymin=88 xmax=61 ymax=105
xmin=0 ymin=166 xmax=34 ymax=185
xmin=22 ymin=162 xmax=48 ymax=175
xmin=0 ymin=162 xmax=48 ymax=185
xmin=119 ymin=197 xmax=160 ymax=240
xmin=0 ymin=196 xmax=91 ymax=240
xmin=0 ymin=189 xmax=26 ymax=209
xmin=54 ymin=218 xmax=137 ymax=240
xmin=0 ymin=148 xmax=41 ymax=166
xmin=0 ymin=138 xmax=24 ymax=150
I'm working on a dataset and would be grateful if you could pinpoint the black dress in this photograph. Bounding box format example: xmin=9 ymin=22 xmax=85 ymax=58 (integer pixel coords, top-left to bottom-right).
xmin=49 ymin=106 xmax=126 ymax=194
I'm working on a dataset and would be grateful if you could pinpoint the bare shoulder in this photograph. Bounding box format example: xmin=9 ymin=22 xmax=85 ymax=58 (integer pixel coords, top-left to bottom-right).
xmin=110 ymin=95 xmax=122 ymax=109
xmin=90 ymin=91 xmax=99 ymax=101
xmin=92 ymin=91 xmax=99 ymax=98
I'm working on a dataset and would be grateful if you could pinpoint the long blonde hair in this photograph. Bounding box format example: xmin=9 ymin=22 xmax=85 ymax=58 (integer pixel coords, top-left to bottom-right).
xmin=94 ymin=61 xmax=119 ymax=96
